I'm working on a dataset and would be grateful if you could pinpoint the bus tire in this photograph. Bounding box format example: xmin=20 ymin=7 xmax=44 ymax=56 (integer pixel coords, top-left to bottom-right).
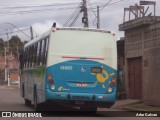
xmin=34 ymin=90 xmax=40 ymax=111
xmin=22 ymin=84 xmax=25 ymax=98
xmin=80 ymin=106 xmax=97 ymax=114
xmin=25 ymin=99 xmax=31 ymax=106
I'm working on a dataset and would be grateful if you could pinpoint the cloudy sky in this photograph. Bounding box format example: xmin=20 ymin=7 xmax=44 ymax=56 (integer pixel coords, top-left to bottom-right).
xmin=0 ymin=0 xmax=159 ymax=41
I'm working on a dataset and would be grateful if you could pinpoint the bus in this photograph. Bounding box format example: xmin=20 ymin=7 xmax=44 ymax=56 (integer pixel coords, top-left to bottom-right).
xmin=19 ymin=24 xmax=117 ymax=112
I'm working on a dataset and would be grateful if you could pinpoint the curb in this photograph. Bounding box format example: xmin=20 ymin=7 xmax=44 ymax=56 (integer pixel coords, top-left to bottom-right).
xmin=115 ymin=100 xmax=142 ymax=109
xmin=122 ymin=106 xmax=147 ymax=112
xmin=3 ymin=85 xmax=19 ymax=90
xmin=120 ymin=102 xmax=160 ymax=112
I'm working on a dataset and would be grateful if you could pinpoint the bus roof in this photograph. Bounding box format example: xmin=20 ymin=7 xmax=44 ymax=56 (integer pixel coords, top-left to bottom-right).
xmin=24 ymin=27 xmax=113 ymax=48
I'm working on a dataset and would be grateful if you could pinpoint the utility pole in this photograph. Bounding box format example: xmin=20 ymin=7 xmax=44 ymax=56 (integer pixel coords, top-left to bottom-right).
xmin=97 ymin=6 xmax=100 ymax=29
xmin=17 ymin=45 xmax=20 ymax=88
xmin=30 ymin=26 xmax=34 ymax=40
xmin=5 ymin=30 xmax=10 ymax=86
xmin=82 ymin=0 xmax=89 ymax=27
xmin=4 ymin=47 xmax=7 ymax=82
xmin=5 ymin=30 xmax=9 ymax=49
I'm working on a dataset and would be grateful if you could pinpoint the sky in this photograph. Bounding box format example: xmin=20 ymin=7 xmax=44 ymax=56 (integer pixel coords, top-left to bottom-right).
xmin=0 ymin=0 xmax=159 ymax=41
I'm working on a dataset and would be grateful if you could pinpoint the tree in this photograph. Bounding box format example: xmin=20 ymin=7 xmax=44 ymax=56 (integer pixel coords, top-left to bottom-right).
xmin=8 ymin=35 xmax=24 ymax=57
xmin=0 ymin=38 xmax=4 ymax=55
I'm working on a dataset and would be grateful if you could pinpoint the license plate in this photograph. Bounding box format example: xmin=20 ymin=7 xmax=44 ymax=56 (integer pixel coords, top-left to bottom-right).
xmin=76 ymin=83 xmax=88 ymax=87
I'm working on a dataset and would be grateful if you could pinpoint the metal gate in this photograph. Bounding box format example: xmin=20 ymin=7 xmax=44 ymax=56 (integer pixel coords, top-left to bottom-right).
xmin=128 ymin=57 xmax=142 ymax=99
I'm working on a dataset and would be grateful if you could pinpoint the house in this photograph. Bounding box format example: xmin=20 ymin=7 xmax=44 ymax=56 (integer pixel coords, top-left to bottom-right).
xmin=119 ymin=1 xmax=160 ymax=106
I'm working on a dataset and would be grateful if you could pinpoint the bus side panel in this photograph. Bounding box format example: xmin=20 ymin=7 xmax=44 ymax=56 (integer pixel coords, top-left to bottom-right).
xmin=33 ymin=66 xmax=46 ymax=104
xmin=21 ymin=69 xmax=34 ymax=101
xmin=21 ymin=67 xmax=46 ymax=104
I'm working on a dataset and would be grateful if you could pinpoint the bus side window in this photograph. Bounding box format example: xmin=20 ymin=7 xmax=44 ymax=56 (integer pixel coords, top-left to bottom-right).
xmin=38 ymin=40 xmax=42 ymax=66
xmin=23 ymin=49 xmax=26 ymax=68
xmin=44 ymin=37 xmax=49 ymax=65
xmin=42 ymin=38 xmax=46 ymax=65
xmin=34 ymin=43 xmax=38 ymax=66
xmin=26 ymin=48 xmax=29 ymax=68
xmin=41 ymin=39 xmax=45 ymax=66
xmin=28 ymin=46 xmax=31 ymax=67
xmin=32 ymin=44 xmax=35 ymax=66
xmin=36 ymin=42 xmax=41 ymax=66
xmin=30 ymin=45 xmax=34 ymax=67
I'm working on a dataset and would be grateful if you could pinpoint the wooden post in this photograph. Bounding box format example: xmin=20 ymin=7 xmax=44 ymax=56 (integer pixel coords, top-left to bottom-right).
xmin=97 ymin=6 xmax=100 ymax=29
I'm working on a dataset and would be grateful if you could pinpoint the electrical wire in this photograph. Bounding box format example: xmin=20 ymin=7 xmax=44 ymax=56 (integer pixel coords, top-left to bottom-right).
xmin=0 ymin=6 xmax=80 ymax=16
xmin=99 ymin=0 xmax=112 ymax=10
xmin=63 ymin=3 xmax=82 ymax=27
xmin=0 ymin=0 xmax=131 ymax=16
xmin=69 ymin=10 xmax=81 ymax=27
xmin=0 ymin=2 xmax=80 ymax=9
xmin=0 ymin=28 xmax=30 ymax=36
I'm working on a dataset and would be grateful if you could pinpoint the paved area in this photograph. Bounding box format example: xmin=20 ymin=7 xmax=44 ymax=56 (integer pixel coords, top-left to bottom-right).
xmin=1 ymin=85 xmax=159 ymax=112
xmin=0 ymin=85 xmax=159 ymax=119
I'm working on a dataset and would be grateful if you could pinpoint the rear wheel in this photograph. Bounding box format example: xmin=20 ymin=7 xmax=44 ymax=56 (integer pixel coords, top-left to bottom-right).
xmin=25 ymin=99 xmax=31 ymax=106
xmin=34 ymin=90 xmax=40 ymax=111
xmin=22 ymin=84 xmax=25 ymax=98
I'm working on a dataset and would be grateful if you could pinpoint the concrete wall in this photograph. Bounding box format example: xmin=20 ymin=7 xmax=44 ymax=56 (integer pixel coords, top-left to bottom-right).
xmin=119 ymin=17 xmax=160 ymax=106
xmin=143 ymin=48 xmax=160 ymax=106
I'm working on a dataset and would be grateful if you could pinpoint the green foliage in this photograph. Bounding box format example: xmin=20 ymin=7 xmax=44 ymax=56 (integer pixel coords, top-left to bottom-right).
xmin=9 ymin=35 xmax=24 ymax=56
xmin=0 ymin=35 xmax=26 ymax=56
xmin=0 ymin=38 xmax=4 ymax=54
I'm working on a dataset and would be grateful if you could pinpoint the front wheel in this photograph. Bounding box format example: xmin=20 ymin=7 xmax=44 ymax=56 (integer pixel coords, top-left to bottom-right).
xmin=25 ymin=99 xmax=31 ymax=106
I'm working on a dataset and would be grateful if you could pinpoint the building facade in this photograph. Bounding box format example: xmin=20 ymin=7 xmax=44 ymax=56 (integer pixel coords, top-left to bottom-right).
xmin=119 ymin=16 xmax=160 ymax=106
xmin=0 ymin=53 xmax=19 ymax=84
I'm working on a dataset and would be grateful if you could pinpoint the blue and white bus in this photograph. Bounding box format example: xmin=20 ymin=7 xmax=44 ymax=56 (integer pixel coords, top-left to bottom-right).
xmin=20 ymin=25 xmax=117 ymax=112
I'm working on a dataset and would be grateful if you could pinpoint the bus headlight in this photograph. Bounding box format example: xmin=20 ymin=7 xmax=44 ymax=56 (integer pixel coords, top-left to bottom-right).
xmin=51 ymin=85 xmax=55 ymax=90
xmin=108 ymin=87 xmax=112 ymax=93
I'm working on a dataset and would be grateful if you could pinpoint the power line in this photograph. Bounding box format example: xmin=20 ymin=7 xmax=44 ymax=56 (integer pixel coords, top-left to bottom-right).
xmin=0 ymin=28 xmax=30 ymax=36
xmin=99 ymin=0 xmax=112 ymax=10
xmin=0 ymin=6 xmax=80 ymax=16
xmin=63 ymin=3 xmax=82 ymax=27
xmin=69 ymin=10 xmax=82 ymax=27
xmin=0 ymin=2 xmax=81 ymax=9
xmin=0 ymin=0 xmax=130 ymax=16
xmin=88 ymin=2 xmax=97 ymax=27
xmin=88 ymin=0 xmax=129 ymax=11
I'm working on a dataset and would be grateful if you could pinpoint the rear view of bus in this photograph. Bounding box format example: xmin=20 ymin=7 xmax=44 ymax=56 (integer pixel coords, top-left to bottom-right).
xmin=46 ymin=28 xmax=117 ymax=111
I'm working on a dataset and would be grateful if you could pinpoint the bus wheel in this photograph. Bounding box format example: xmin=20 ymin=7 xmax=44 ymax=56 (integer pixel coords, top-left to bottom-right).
xmin=80 ymin=106 xmax=97 ymax=113
xmin=34 ymin=91 xmax=39 ymax=111
xmin=25 ymin=99 xmax=31 ymax=106
xmin=22 ymin=84 xmax=25 ymax=98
